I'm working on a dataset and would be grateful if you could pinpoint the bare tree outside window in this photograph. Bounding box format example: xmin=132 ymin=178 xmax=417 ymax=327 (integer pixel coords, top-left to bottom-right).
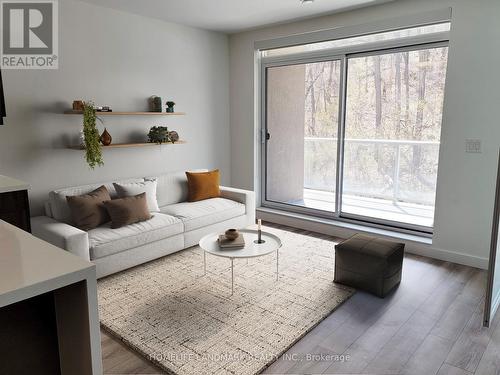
xmin=341 ymin=47 xmax=448 ymax=226
xmin=265 ymin=44 xmax=448 ymax=229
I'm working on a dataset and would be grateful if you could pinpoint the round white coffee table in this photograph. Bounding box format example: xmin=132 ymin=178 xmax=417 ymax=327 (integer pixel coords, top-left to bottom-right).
xmin=199 ymin=229 xmax=282 ymax=295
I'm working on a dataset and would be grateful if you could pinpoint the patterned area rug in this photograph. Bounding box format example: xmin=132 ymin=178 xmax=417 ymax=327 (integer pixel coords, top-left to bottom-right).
xmin=98 ymin=226 xmax=354 ymax=375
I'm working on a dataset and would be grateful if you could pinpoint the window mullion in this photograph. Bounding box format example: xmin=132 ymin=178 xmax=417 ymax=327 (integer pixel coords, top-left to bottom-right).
xmin=335 ymin=55 xmax=348 ymax=217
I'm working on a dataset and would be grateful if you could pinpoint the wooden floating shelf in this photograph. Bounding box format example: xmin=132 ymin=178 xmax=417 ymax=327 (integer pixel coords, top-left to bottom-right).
xmin=67 ymin=141 xmax=187 ymax=150
xmin=64 ymin=110 xmax=186 ymax=116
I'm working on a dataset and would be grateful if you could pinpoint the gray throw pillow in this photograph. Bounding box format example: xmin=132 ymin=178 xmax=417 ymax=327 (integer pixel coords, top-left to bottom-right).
xmin=113 ymin=180 xmax=159 ymax=212
xmin=66 ymin=185 xmax=111 ymax=231
xmin=103 ymin=193 xmax=152 ymax=229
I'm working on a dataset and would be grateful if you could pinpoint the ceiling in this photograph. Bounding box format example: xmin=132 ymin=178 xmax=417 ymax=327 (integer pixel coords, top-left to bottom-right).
xmin=78 ymin=0 xmax=393 ymax=33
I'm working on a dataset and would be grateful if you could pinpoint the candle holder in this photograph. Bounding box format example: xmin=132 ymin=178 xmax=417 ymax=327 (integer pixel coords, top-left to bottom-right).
xmin=254 ymin=228 xmax=266 ymax=244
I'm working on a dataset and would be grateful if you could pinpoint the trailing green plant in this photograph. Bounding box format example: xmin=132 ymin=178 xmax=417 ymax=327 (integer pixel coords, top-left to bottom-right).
xmin=148 ymin=126 xmax=170 ymax=144
xmin=82 ymin=102 xmax=104 ymax=169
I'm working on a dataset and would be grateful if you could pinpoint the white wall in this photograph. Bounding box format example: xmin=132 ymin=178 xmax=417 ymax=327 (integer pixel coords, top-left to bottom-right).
xmin=0 ymin=0 xmax=230 ymax=215
xmin=229 ymin=0 xmax=500 ymax=267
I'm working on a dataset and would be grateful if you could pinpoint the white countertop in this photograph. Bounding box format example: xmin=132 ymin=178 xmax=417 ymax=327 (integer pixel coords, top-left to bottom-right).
xmin=0 ymin=175 xmax=30 ymax=194
xmin=0 ymin=220 xmax=95 ymax=307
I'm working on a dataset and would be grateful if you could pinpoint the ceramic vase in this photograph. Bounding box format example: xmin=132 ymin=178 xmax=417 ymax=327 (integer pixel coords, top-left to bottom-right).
xmin=100 ymin=128 xmax=112 ymax=146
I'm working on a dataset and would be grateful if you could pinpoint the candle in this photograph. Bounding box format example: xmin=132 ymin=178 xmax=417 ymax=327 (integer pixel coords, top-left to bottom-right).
xmin=255 ymin=219 xmax=265 ymax=244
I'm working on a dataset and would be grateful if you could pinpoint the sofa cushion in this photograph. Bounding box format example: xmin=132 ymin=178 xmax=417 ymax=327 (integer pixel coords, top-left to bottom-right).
xmin=66 ymin=185 xmax=111 ymax=231
xmin=49 ymin=178 xmax=144 ymax=224
xmin=160 ymin=197 xmax=245 ymax=232
xmin=88 ymin=212 xmax=183 ymax=260
xmin=114 ymin=180 xmax=160 ymax=212
xmin=186 ymin=169 xmax=220 ymax=202
xmin=146 ymin=169 xmax=208 ymax=207
xmin=104 ymin=193 xmax=152 ymax=229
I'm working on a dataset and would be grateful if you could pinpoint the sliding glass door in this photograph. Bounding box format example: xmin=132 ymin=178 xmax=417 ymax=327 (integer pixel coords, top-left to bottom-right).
xmin=342 ymin=47 xmax=448 ymax=228
xmin=265 ymin=59 xmax=341 ymax=214
xmin=261 ymin=25 xmax=449 ymax=232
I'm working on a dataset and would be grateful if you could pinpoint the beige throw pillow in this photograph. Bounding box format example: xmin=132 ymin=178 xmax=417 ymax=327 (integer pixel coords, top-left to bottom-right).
xmin=113 ymin=180 xmax=159 ymax=212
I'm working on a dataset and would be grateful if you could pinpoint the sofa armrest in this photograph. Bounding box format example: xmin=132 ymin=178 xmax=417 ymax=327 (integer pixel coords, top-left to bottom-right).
xmin=220 ymin=186 xmax=256 ymax=225
xmin=31 ymin=216 xmax=90 ymax=261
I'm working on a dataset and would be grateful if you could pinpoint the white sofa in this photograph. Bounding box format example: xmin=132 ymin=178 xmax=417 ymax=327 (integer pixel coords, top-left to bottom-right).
xmin=31 ymin=171 xmax=255 ymax=278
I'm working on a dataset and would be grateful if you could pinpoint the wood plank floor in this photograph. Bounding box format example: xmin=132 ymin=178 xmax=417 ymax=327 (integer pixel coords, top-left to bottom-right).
xmin=101 ymin=222 xmax=499 ymax=375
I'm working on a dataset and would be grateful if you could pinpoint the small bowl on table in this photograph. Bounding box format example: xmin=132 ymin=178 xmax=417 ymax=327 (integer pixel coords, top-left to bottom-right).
xmin=225 ymin=229 xmax=239 ymax=240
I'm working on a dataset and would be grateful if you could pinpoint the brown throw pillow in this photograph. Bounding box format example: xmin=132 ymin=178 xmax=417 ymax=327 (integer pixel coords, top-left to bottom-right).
xmin=186 ymin=169 xmax=220 ymax=202
xmin=66 ymin=185 xmax=111 ymax=231
xmin=103 ymin=193 xmax=152 ymax=229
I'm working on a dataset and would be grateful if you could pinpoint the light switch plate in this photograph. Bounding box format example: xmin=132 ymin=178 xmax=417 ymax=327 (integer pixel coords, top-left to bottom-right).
xmin=465 ymin=139 xmax=481 ymax=153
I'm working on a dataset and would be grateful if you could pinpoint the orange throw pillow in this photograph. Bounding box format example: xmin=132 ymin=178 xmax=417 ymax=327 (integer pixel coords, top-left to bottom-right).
xmin=186 ymin=170 xmax=220 ymax=202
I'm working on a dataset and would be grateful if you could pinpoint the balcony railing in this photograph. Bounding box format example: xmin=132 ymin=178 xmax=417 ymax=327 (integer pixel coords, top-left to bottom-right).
xmin=304 ymin=137 xmax=440 ymax=206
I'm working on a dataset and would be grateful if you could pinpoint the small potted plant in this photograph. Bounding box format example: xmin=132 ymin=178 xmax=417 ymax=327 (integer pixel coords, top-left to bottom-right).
xmin=148 ymin=126 xmax=170 ymax=144
xmin=165 ymin=101 xmax=175 ymax=113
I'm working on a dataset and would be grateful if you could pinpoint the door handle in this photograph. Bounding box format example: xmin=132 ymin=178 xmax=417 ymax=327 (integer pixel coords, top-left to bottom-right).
xmin=261 ymin=129 xmax=271 ymax=143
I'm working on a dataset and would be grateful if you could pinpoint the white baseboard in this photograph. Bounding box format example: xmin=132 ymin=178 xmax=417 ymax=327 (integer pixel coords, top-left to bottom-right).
xmin=257 ymin=207 xmax=488 ymax=270
xmin=407 ymin=244 xmax=488 ymax=270
xmin=490 ymin=291 xmax=500 ymax=323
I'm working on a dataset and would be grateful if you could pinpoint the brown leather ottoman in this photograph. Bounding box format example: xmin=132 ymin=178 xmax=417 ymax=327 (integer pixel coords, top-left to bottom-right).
xmin=334 ymin=234 xmax=404 ymax=297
